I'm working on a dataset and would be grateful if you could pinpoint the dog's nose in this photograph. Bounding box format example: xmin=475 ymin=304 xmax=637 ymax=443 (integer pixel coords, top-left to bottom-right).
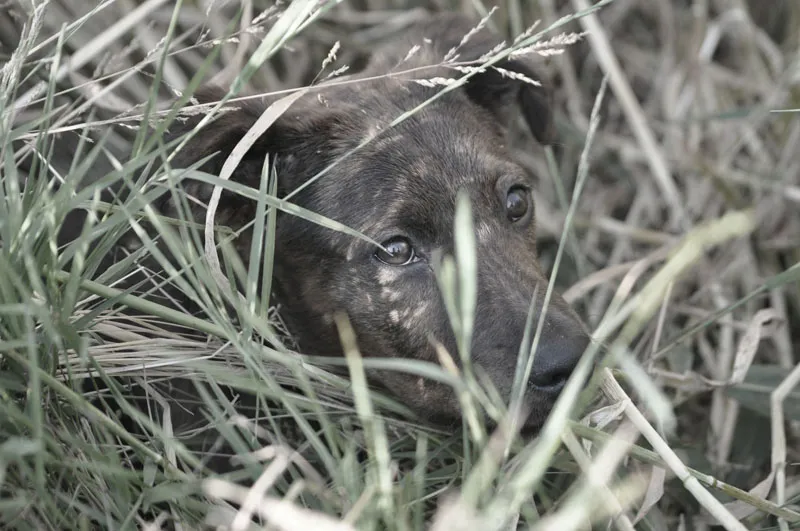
xmin=529 ymin=331 xmax=590 ymax=394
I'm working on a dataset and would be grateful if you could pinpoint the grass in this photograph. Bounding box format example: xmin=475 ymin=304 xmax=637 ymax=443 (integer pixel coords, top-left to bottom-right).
xmin=1 ymin=0 xmax=800 ymax=529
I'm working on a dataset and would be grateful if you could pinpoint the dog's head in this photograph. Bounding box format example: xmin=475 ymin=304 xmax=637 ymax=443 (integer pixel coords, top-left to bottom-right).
xmin=158 ymin=14 xmax=590 ymax=432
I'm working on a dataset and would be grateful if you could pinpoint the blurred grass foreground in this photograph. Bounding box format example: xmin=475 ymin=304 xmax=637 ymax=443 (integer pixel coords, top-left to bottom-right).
xmin=1 ymin=0 xmax=800 ymax=530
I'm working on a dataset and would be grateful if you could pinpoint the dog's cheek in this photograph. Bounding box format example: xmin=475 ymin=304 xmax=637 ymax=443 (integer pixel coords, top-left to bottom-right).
xmin=328 ymin=268 xmax=476 ymax=423
xmin=330 ymin=264 xmax=445 ymax=359
xmin=374 ymin=266 xmax=451 ymax=352
xmin=319 ymin=266 xmax=390 ymax=355
xmin=371 ymin=368 xmax=463 ymax=423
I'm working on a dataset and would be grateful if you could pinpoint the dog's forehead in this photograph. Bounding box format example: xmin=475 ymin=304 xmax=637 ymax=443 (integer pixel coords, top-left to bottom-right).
xmin=350 ymin=87 xmax=514 ymax=180
xmin=369 ymin=114 xmax=501 ymax=177
xmin=327 ymin=112 xmax=523 ymax=238
xmin=305 ymin=79 xmax=530 ymax=238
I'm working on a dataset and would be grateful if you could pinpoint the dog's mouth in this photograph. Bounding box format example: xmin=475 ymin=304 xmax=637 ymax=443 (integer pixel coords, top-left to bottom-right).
xmin=415 ymin=383 xmax=564 ymax=436
xmin=529 ymin=369 xmax=571 ymax=394
xmin=519 ymin=420 xmax=549 ymax=439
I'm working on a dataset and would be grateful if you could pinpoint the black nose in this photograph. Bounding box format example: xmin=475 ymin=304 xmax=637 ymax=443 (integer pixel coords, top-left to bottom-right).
xmin=529 ymin=332 xmax=590 ymax=393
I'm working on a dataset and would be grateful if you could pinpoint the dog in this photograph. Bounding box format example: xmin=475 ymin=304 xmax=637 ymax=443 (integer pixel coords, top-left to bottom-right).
xmin=64 ymin=13 xmax=591 ymax=434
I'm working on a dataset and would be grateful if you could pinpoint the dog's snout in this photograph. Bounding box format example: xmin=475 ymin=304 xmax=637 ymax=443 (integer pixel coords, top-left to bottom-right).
xmin=472 ymin=253 xmax=591 ymax=407
xmin=529 ymin=332 xmax=589 ymax=393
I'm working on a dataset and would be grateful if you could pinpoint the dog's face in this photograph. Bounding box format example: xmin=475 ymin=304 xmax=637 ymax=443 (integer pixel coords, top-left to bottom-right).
xmin=161 ymin=14 xmax=590 ymax=431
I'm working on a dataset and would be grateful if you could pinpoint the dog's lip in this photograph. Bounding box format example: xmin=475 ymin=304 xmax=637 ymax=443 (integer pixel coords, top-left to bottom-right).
xmin=529 ymin=378 xmax=567 ymax=395
xmin=519 ymin=422 xmax=545 ymax=439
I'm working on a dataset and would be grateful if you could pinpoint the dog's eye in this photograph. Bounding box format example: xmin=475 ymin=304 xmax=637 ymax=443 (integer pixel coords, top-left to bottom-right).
xmin=375 ymin=236 xmax=417 ymax=266
xmin=505 ymin=186 xmax=530 ymax=222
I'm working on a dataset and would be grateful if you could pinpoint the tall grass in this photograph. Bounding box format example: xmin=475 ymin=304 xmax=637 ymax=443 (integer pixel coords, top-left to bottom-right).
xmin=1 ymin=0 xmax=799 ymax=530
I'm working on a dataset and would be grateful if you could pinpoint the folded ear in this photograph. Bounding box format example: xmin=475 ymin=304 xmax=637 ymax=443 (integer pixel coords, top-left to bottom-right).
xmin=165 ymin=86 xmax=274 ymax=193
xmin=153 ymin=86 xmax=345 ymax=223
xmin=377 ymin=13 xmax=555 ymax=145
xmin=460 ymin=54 xmax=554 ymax=145
xmin=165 ymin=85 xmax=267 ymax=179
xmin=163 ymin=86 xmax=298 ymax=192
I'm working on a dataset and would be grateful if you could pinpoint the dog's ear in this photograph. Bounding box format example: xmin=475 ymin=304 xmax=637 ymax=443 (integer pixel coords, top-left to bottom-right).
xmin=164 ymin=85 xmax=265 ymax=177
xmin=440 ymin=15 xmax=553 ymax=145
xmin=388 ymin=14 xmax=554 ymax=145
xmin=462 ymin=55 xmax=554 ymax=145
xmin=159 ymin=86 xmax=347 ymax=205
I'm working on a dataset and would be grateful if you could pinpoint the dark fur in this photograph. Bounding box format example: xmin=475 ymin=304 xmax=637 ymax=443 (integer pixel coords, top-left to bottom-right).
xmin=81 ymin=14 xmax=590 ymax=432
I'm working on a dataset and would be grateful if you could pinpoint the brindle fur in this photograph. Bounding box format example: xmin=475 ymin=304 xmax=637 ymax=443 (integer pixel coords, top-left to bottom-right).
xmin=76 ymin=13 xmax=591 ymax=432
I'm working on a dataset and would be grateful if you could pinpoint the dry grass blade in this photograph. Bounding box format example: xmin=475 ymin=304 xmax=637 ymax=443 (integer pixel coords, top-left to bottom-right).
xmin=229 ymin=446 xmax=292 ymax=530
xmin=592 ymin=208 xmax=758 ymax=435
xmin=633 ymin=464 xmax=666 ymax=525
xmin=730 ymin=309 xmax=781 ymax=385
xmin=771 ymin=361 xmax=800 ymax=531
xmin=334 ymin=313 xmax=395 ymax=517
xmin=709 ymin=470 xmax=777 ymax=523
xmin=602 ymin=369 xmax=748 ymax=531
xmin=204 ymin=88 xmax=309 ymax=300
xmin=12 ymin=0 xmax=172 ymax=111
xmin=600 ymin=210 xmax=757 ymax=347
xmin=559 ymin=429 xmax=637 ymax=530
xmin=569 ymin=421 xmax=800 ymax=522
xmin=570 ymin=0 xmax=686 ymax=229
xmin=203 ymin=478 xmax=356 ymax=531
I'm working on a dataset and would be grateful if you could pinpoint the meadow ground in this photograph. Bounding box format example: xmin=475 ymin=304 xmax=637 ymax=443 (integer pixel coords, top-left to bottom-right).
xmin=0 ymin=0 xmax=799 ymax=529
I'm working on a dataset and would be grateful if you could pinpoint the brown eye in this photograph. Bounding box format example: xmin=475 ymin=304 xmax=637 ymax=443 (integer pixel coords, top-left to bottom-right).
xmin=375 ymin=236 xmax=417 ymax=266
xmin=506 ymin=186 xmax=530 ymax=222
